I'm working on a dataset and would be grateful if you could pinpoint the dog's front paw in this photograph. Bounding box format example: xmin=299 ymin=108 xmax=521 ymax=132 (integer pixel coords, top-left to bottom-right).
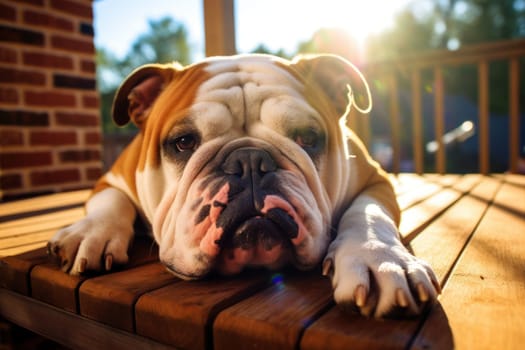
xmin=324 ymin=242 xmax=440 ymax=318
xmin=47 ymin=216 xmax=133 ymax=275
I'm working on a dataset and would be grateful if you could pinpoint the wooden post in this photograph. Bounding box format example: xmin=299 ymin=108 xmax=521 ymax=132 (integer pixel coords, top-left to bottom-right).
xmin=203 ymin=0 xmax=236 ymax=56
xmin=388 ymin=74 xmax=401 ymax=174
xmin=411 ymin=70 xmax=424 ymax=174
xmin=478 ymin=61 xmax=490 ymax=174
xmin=509 ymin=58 xmax=520 ymax=173
xmin=434 ymin=67 xmax=445 ymax=174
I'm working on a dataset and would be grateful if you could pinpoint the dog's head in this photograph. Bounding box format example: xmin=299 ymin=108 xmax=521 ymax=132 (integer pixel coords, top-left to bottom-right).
xmin=112 ymin=54 xmax=371 ymax=279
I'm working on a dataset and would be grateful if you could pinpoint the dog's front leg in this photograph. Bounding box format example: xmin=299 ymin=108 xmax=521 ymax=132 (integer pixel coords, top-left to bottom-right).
xmin=48 ymin=188 xmax=136 ymax=275
xmin=323 ymin=185 xmax=440 ymax=318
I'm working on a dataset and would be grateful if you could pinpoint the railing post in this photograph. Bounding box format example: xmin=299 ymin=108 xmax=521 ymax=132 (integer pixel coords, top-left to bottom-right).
xmin=478 ymin=61 xmax=490 ymax=174
xmin=434 ymin=67 xmax=445 ymax=174
xmin=203 ymin=0 xmax=236 ymax=56
xmin=411 ymin=70 xmax=424 ymax=174
xmin=509 ymin=58 xmax=520 ymax=173
xmin=388 ymin=74 xmax=401 ymax=174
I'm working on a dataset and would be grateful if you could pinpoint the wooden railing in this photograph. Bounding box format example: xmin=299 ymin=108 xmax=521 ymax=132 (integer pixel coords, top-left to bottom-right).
xmin=363 ymin=38 xmax=524 ymax=174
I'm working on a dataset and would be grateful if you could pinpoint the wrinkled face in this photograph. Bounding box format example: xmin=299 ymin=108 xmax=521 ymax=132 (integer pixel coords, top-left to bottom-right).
xmin=136 ymin=57 xmax=343 ymax=279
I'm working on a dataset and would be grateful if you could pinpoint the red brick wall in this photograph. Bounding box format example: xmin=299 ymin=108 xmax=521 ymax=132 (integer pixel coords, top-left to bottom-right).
xmin=0 ymin=0 xmax=101 ymax=200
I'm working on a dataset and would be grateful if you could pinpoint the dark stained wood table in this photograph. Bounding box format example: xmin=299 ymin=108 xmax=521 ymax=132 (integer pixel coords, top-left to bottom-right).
xmin=1 ymin=174 xmax=524 ymax=349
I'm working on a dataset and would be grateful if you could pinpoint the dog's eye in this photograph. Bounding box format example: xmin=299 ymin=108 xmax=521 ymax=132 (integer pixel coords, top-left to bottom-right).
xmin=163 ymin=133 xmax=200 ymax=159
xmin=291 ymin=128 xmax=325 ymax=162
xmin=173 ymin=134 xmax=198 ymax=152
xmin=295 ymin=128 xmax=318 ymax=149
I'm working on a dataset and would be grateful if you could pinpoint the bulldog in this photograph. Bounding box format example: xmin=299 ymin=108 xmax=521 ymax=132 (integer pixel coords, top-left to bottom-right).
xmin=48 ymin=54 xmax=439 ymax=318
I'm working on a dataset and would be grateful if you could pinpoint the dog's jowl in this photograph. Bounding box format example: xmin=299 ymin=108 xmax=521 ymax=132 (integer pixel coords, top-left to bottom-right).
xmin=48 ymin=54 xmax=440 ymax=318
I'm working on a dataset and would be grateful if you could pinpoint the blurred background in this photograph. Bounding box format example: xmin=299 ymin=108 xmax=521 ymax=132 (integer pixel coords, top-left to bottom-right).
xmin=94 ymin=0 xmax=525 ymax=174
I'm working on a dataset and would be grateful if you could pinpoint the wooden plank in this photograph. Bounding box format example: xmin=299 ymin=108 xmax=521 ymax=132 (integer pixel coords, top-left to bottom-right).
xmin=0 ymin=207 xmax=84 ymax=235
xmin=0 ymin=241 xmax=51 ymax=258
xmin=136 ymin=271 xmax=270 ymax=350
xmin=408 ymin=176 xmax=501 ymax=284
xmin=412 ymin=181 xmax=525 ymax=349
xmin=0 ymin=228 xmax=57 ymax=252
xmin=213 ymin=271 xmax=332 ymax=350
xmin=391 ymin=173 xmax=427 ymax=195
xmin=423 ymin=173 xmax=460 ymax=187
xmin=396 ymin=180 xmax=442 ymax=210
xmin=365 ymin=38 xmax=525 ymax=72
xmin=399 ymin=174 xmax=481 ymax=241
xmin=31 ymin=262 xmax=88 ymax=313
xmin=0 ymin=247 xmax=48 ymax=294
xmin=31 ymin=237 xmax=159 ymax=313
xmin=0 ymin=190 xmax=89 ymax=222
xmin=478 ymin=61 xmax=490 ymax=174
xmin=503 ymin=173 xmax=525 ymax=186
xmin=300 ymin=176 xmax=500 ymax=350
xmin=0 ymin=289 xmax=172 ymax=350
xmin=300 ymin=306 xmax=420 ymax=350
xmin=79 ymin=263 xmax=178 ymax=332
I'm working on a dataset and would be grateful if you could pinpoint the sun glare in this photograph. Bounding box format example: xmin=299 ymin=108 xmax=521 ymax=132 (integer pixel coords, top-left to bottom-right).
xmin=316 ymin=0 xmax=410 ymax=57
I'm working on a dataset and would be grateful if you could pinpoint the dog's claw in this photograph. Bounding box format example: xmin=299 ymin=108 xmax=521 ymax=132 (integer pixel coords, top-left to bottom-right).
xmin=79 ymin=258 xmax=87 ymax=273
xmin=354 ymin=284 xmax=367 ymax=307
xmin=322 ymin=258 xmax=333 ymax=277
xmin=105 ymin=254 xmax=113 ymax=271
xmin=416 ymin=283 xmax=429 ymax=302
xmin=396 ymin=288 xmax=409 ymax=308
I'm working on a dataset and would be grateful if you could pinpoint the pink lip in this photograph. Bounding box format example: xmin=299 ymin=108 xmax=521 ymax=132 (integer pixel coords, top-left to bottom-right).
xmin=197 ymin=183 xmax=230 ymax=256
xmin=260 ymin=194 xmax=307 ymax=246
xmin=196 ymin=184 xmax=308 ymax=274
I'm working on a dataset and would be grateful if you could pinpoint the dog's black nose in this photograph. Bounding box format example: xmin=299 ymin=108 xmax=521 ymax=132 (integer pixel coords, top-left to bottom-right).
xmin=222 ymin=147 xmax=277 ymax=181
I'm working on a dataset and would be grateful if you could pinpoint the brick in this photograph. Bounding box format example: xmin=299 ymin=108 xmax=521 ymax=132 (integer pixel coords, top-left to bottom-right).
xmin=51 ymin=34 xmax=94 ymax=54
xmin=80 ymin=59 xmax=96 ymax=73
xmin=24 ymin=90 xmax=76 ymax=107
xmin=82 ymin=94 xmax=99 ymax=108
xmin=50 ymin=0 xmax=92 ymax=19
xmin=59 ymin=149 xmax=100 ymax=162
xmin=55 ymin=112 xmax=99 ymax=126
xmin=53 ymin=73 xmax=96 ymax=90
xmin=84 ymin=131 xmax=101 ymax=145
xmin=30 ymin=168 xmax=80 ymax=186
xmin=0 ymin=173 xmax=22 ymax=190
xmin=86 ymin=166 xmax=102 ymax=180
xmin=0 ymin=110 xmax=49 ymax=126
xmin=23 ymin=51 xmax=74 ymax=70
xmin=13 ymin=0 xmax=45 ymax=6
xmin=23 ymin=9 xmax=74 ymax=32
xmin=0 ymin=3 xmax=16 ymax=22
xmin=0 ymin=24 xmax=44 ymax=46
xmin=0 ymin=47 xmax=18 ymax=63
xmin=0 ymin=129 xmax=24 ymax=146
xmin=0 ymin=67 xmax=46 ymax=85
xmin=0 ymin=87 xmax=19 ymax=104
xmin=30 ymin=130 xmax=77 ymax=146
xmin=0 ymin=151 xmax=52 ymax=169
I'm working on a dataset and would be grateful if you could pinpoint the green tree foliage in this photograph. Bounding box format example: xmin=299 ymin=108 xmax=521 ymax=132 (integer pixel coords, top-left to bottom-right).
xmin=367 ymin=0 xmax=525 ymax=60
xmin=97 ymin=17 xmax=192 ymax=134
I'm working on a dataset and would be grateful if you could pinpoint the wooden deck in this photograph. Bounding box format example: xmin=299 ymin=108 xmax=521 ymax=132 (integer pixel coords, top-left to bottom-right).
xmin=0 ymin=174 xmax=524 ymax=349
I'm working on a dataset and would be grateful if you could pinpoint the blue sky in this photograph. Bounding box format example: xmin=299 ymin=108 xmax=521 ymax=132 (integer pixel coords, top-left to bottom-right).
xmin=94 ymin=0 xmax=416 ymax=61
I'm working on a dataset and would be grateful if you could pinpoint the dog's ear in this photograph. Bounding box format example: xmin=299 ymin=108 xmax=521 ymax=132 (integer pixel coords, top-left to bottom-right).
xmin=112 ymin=63 xmax=179 ymax=128
xmin=290 ymin=54 xmax=372 ymax=118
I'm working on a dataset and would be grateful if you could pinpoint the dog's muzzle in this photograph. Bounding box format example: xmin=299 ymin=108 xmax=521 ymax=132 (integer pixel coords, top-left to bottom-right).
xmin=216 ymin=147 xmax=299 ymax=251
